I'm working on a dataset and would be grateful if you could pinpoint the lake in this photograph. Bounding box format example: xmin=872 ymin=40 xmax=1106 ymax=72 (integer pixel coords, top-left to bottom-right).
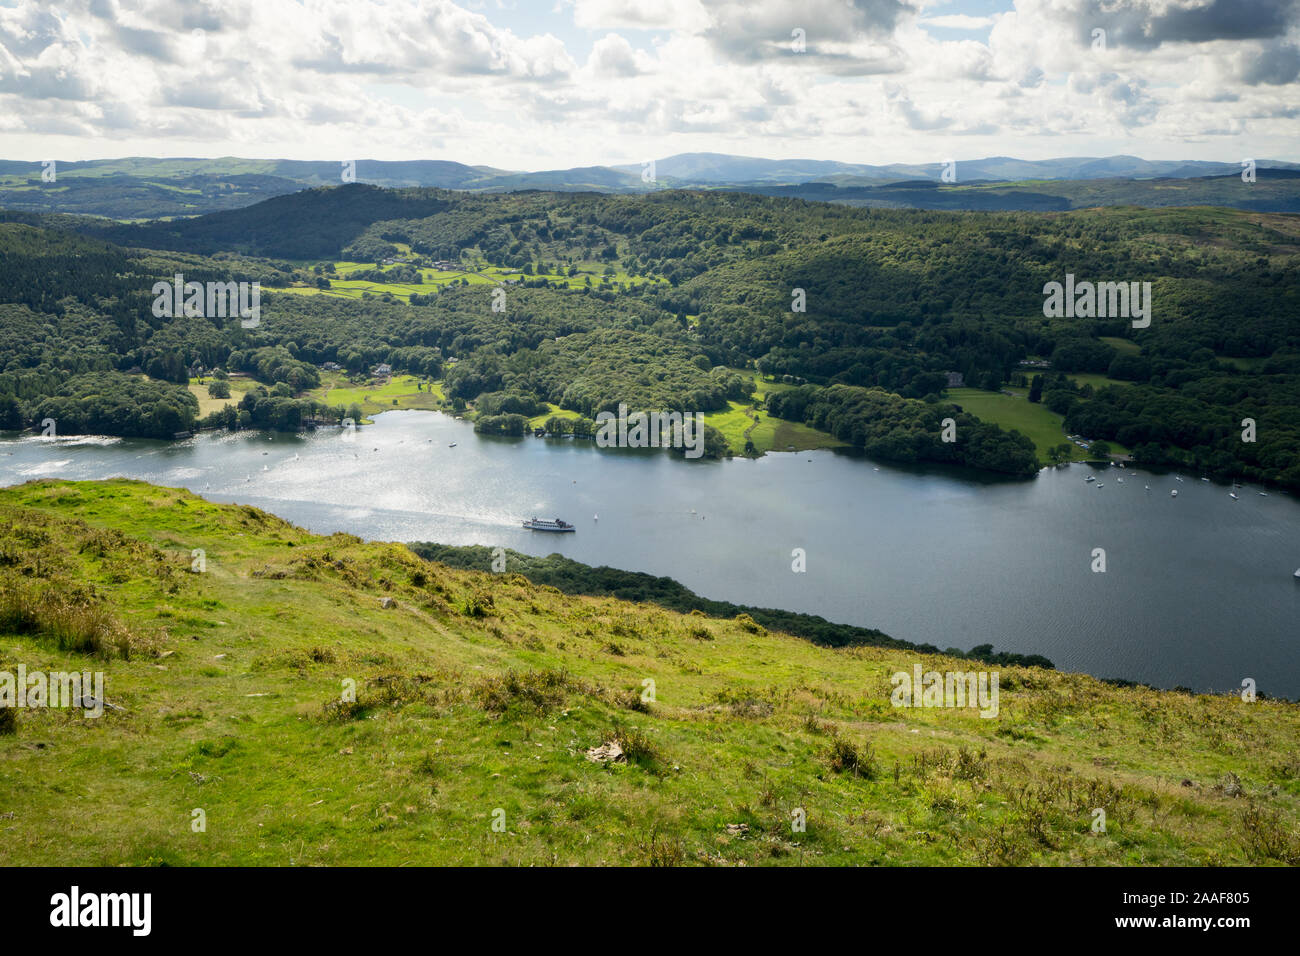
xmin=4 ymin=409 xmax=1298 ymax=697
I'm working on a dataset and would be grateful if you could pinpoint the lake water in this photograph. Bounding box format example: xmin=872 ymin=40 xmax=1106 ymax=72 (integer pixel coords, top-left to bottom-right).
xmin=4 ymin=410 xmax=1298 ymax=697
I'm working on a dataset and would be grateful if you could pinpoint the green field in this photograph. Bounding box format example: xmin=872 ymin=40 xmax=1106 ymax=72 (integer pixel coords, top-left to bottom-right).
xmin=186 ymin=376 xmax=259 ymax=418
xmin=947 ymin=388 xmax=1129 ymax=461
xmin=1 ymin=479 xmax=1297 ymax=866
xmin=526 ymin=403 xmax=583 ymax=429
xmin=704 ymin=371 xmax=844 ymax=455
xmin=305 ymin=373 xmax=444 ymax=418
xmin=277 ymin=255 xmax=666 ymax=303
xmin=1100 ymin=336 xmax=1141 ymax=356
xmin=1066 ymin=373 xmax=1134 ymax=391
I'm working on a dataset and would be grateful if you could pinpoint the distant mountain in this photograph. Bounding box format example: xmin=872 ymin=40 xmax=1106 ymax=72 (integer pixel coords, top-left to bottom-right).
xmin=611 ymin=152 xmax=887 ymax=184
xmin=1 ymin=153 xmax=1297 ymax=219
xmin=745 ymin=168 xmax=1300 ymax=213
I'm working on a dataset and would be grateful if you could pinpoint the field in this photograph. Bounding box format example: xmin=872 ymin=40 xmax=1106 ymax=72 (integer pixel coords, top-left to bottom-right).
xmin=704 ymin=371 xmax=845 ymax=455
xmin=1099 ymin=337 xmax=1141 ymax=356
xmin=526 ymin=404 xmax=583 ymax=429
xmin=947 ymin=388 xmax=1130 ymax=461
xmin=1 ymin=479 xmax=1297 ymax=866
xmin=304 ymin=373 xmax=444 ymax=418
xmin=186 ymin=376 xmax=259 ymax=417
xmin=276 ymin=252 xmax=665 ymax=302
xmin=1066 ymin=374 xmax=1135 ymax=391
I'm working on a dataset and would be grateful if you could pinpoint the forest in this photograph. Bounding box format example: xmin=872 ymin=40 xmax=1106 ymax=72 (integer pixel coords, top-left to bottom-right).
xmin=0 ymin=185 xmax=1296 ymax=484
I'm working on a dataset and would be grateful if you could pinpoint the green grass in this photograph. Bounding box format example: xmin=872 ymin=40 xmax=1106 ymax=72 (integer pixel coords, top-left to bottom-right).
xmin=1066 ymin=373 xmax=1134 ymax=391
xmin=0 ymin=478 xmax=1297 ymax=866
xmin=1100 ymin=337 xmax=1141 ymax=356
xmin=304 ymin=373 xmax=444 ymax=418
xmin=527 ymin=404 xmax=583 ymax=429
xmin=277 ymin=257 xmax=666 ymax=302
xmin=948 ymin=388 xmax=1129 ymax=461
xmin=187 ymin=376 xmax=259 ymax=418
xmin=703 ymin=371 xmax=845 ymax=455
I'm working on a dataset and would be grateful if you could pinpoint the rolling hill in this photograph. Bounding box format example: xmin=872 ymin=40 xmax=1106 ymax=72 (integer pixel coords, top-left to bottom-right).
xmin=0 ymin=478 xmax=1297 ymax=865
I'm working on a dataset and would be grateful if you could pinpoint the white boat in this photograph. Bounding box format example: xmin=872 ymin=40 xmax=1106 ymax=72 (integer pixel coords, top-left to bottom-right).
xmin=1085 ymin=476 xmax=1096 ymax=482
xmin=1144 ymin=485 xmax=1150 ymax=490
xmin=448 ymin=442 xmax=457 ymax=447
xmin=1117 ymin=477 xmax=1124 ymax=483
xmin=1259 ymin=492 xmax=1268 ymax=497
xmin=1230 ymin=493 xmax=1239 ymax=500
xmin=1294 ymin=568 xmax=1300 ymax=579
xmin=1171 ymin=490 xmax=1178 ymax=497
xmin=1175 ymin=476 xmax=1184 ymax=482
xmin=1201 ymin=477 xmax=1210 ymax=482
xmin=1096 ymin=483 xmax=1104 ymax=488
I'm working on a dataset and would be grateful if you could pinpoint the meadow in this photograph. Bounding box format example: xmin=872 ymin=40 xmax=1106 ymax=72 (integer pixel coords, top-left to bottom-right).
xmin=0 ymin=479 xmax=1296 ymax=866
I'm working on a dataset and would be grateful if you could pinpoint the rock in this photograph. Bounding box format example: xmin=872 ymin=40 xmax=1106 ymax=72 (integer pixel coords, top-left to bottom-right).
xmin=1217 ymin=772 xmax=1244 ymax=798
xmin=725 ymin=823 xmax=750 ymax=836
xmin=585 ymin=741 xmax=626 ymax=763
xmin=380 ymin=597 xmax=397 ymax=609
xmin=78 ymin=695 xmax=124 ymax=713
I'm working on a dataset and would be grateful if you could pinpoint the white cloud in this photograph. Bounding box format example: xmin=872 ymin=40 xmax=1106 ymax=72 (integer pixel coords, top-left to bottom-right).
xmin=0 ymin=0 xmax=1293 ymax=167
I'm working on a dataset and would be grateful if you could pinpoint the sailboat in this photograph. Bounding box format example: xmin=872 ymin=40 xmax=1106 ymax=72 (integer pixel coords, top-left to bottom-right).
xmin=1171 ymin=489 xmax=1178 ymax=497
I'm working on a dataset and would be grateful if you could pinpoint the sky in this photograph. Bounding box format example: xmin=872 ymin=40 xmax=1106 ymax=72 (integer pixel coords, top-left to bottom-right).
xmin=0 ymin=0 xmax=1297 ymax=169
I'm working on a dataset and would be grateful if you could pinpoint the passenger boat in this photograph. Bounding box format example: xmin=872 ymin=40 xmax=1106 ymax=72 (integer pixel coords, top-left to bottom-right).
xmin=522 ymin=517 xmax=575 ymax=532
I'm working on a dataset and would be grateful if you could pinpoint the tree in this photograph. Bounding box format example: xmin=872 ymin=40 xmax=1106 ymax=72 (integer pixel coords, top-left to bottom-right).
xmin=1028 ymin=375 xmax=1043 ymax=404
xmin=1089 ymin=439 xmax=1112 ymax=459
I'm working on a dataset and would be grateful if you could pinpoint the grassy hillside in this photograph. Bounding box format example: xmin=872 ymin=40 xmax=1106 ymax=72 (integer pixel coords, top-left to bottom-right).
xmin=1 ymin=479 xmax=1297 ymax=866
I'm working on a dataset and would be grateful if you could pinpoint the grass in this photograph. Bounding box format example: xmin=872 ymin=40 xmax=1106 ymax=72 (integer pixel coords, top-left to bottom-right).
xmin=187 ymin=377 xmax=259 ymax=418
xmin=947 ymin=388 xmax=1130 ymax=462
xmin=1100 ymin=337 xmax=1141 ymax=356
xmin=1066 ymin=373 xmax=1134 ymax=391
xmin=527 ymin=404 xmax=583 ymax=429
xmin=304 ymin=373 xmax=444 ymax=418
xmin=0 ymin=478 xmax=1297 ymax=866
xmin=276 ymin=257 xmax=666 ymax=302
xmin=704 ymin=370 xmax=845 ymax=455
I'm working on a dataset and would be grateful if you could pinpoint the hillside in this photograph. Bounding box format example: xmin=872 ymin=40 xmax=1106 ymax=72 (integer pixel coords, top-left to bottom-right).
xmin=0 ymin=479 xmax=1297 ymax=866
xmin=2 ymin=185 xmax=1299 ymax=486
xmin=4 ymin=155 xmax=1300 ymax=219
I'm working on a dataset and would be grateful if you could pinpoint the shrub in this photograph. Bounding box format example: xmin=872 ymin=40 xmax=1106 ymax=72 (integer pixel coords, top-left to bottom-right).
xmin=828 ymin=736 xmax=877 ymax=778
xmin=473 ymin=669 xmax=579 ymax=716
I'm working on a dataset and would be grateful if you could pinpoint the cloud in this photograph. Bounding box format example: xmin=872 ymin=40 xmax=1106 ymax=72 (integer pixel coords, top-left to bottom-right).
xmin=0 ymin=0 xmax=1294 ymax=167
